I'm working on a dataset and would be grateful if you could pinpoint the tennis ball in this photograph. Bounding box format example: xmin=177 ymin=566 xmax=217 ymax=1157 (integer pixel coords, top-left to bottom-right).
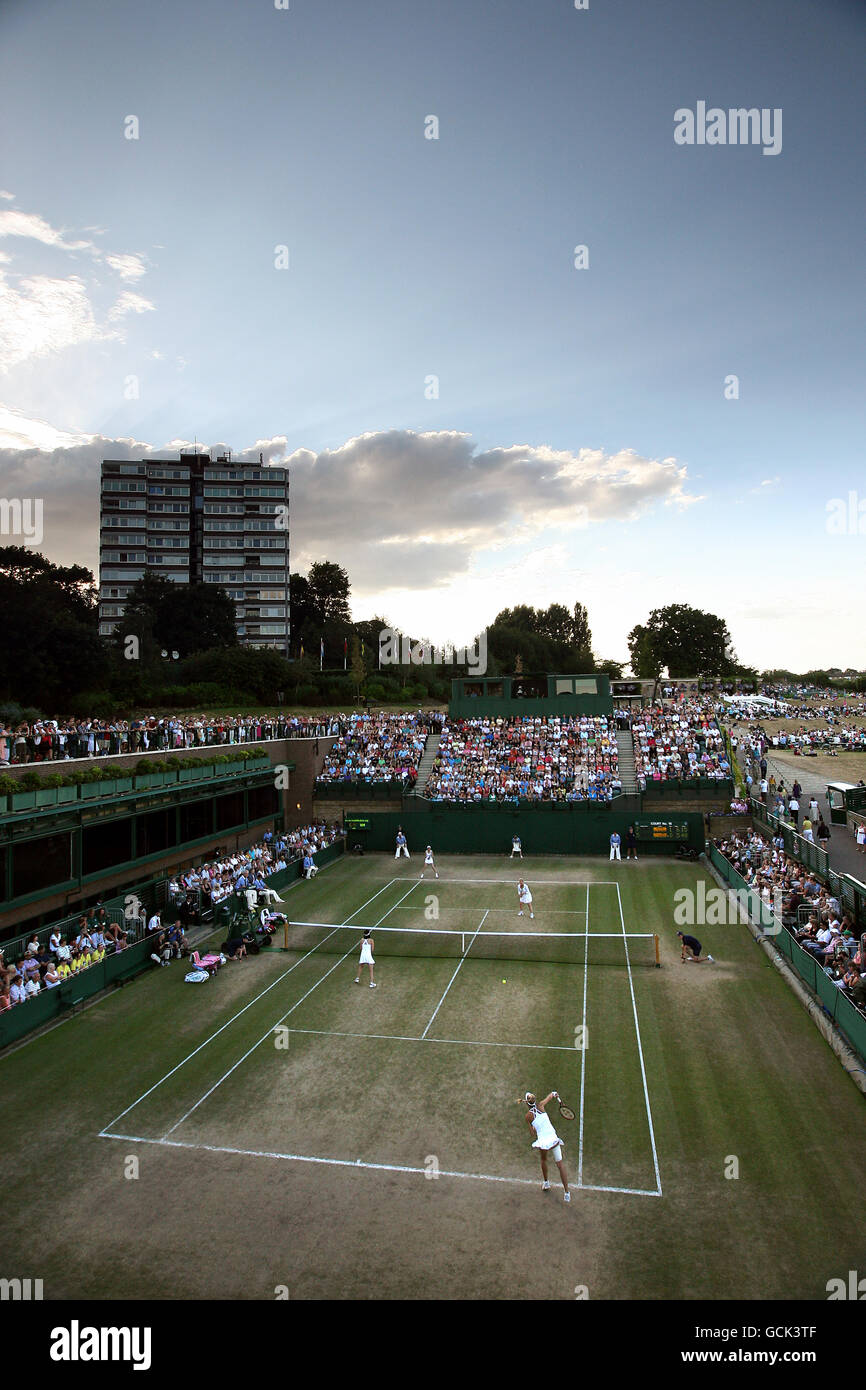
xmin=502 ymin=978 xmax=507 ymax=983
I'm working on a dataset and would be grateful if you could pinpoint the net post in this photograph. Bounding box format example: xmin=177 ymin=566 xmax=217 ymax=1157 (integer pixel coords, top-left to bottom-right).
xmin=654 ymin=934 xmax=661 ymax=968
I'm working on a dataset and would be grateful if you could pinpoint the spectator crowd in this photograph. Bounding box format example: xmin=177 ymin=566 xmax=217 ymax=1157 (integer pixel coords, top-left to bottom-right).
xmin=424 ymin=715 xmax=621 ymax=803
xmin=316 ymin=714 xmax=431 ymax=786
xmin=713 ymin=825 xmax=866 ymax=1013
xmin=0 ymin=818 xmax=344 ymax=1010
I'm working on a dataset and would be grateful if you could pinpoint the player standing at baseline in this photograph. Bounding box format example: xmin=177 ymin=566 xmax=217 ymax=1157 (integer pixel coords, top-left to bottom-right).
xmin=421 ymin=844 xmax=439 ymax=878
xmin=517 ymin=1092 xmax=571 ymax=1202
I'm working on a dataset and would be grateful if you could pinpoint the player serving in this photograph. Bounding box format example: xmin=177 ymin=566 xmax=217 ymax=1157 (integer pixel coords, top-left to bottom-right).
xmin=421 ymin=844 xmax=439 ymax=879
xmin=517 ymin=878 xmax=534 ymax=919
xmin=517 ymin=1091 xmax=571 ymax=1202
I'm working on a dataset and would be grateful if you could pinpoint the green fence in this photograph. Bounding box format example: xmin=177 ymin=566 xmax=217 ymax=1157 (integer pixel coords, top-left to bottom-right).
xmin=0 ymin=935 xmax=154 ymax=1050
xmin=314 ymin=781 xmax=407 ymax=800
xmin=345 ymin=807 xmax=704 ymax=856
xmin=642 ymin=778 xmax=733 ymax=800
xmin=708 ymin=843 xmax=866 ymax=1066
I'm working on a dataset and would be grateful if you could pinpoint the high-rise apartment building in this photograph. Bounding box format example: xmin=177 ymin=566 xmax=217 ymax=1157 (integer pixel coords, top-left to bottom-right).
xmin=98 ymin=448 xmax=290 ymax=655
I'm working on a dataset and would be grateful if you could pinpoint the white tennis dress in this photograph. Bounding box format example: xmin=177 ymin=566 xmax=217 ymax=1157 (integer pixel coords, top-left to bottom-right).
xmin=530 ymin=1107 xmax=562 ymax=1151
xmin=359 ymin=938 xmax=374 ymax=965
xmin=519 ymin=886 xmax=532 ymax=905
xmin=424 ymin=849 xmax=435 ymax=865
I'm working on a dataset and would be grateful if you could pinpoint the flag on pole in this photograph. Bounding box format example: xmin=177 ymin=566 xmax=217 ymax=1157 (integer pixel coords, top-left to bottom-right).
xmin=320 ymin=636 xmax=324 ymax=670
xmin=299 ymin=639 xmax=304 ymax=660
xmin=344 ymin=636 xmax=348 ymax=671
xmin=361 ymin=638 xmax=365 ymax=658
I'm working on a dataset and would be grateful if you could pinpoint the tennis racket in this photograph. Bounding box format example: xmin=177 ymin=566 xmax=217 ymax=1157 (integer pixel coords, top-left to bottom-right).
xmin=554 ymin=1092 xmax=575 ymax=1121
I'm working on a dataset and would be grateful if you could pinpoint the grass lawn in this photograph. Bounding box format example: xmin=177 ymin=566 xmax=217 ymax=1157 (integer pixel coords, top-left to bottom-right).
xmin=1 ymin=853 xmax=864 ymax=1301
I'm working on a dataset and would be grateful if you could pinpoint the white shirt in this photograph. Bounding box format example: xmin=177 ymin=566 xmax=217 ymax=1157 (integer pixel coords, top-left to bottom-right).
xmin=529 ymin=1108 xmax=561 ymax=1150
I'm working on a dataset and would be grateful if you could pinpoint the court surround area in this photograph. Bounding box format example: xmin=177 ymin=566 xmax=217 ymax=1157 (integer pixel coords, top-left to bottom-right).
xmin=3 ymin=852 xmax=866 ymax=1300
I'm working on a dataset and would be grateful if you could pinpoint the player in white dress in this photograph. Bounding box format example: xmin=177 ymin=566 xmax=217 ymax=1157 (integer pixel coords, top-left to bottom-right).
xmin=518 ymin=1091 xmax=570 ymax=1201
xmin=355 ymin=929 xmax=377 ymax=988
xmin=421 ymin=845 xmax=439 ymax=878
xmin=517 ymin=879 xmax=534 ymax=919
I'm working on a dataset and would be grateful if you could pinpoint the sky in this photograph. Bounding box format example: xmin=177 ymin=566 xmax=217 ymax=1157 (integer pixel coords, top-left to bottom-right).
xmin=0 ymin=0 xmax=863 ymax=671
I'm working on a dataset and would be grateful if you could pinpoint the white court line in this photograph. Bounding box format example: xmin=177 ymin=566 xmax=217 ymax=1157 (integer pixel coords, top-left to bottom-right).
xmin=578 ymin=880 xmax=590 ymax=1187
xmin=96 ymin=1131 xmax=661 ymax=1198
xmin=282 ymin=1026 xmax=575 ymax=1053
xmin=98 ymin=878 xmax=399 ymax=1137
xmin=616 ymin=881 xmax=662 ymax=1197
xmin=420 ymin=909 xmax=489 ymax=1039
xmin=161 ymin=878 xmax=424 ymax=1139
xmin=388 ymin=906 xmax=588 ymax=915
xmin=373 ymin=878 xmax=622 ymax=886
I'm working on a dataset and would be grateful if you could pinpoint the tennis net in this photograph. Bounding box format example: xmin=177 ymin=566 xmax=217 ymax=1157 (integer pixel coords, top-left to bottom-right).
xmin=283 ymin=920 xmax=660 ymax=967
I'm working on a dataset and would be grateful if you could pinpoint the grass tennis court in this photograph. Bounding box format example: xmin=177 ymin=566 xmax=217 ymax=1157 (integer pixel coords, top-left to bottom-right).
xmin=2 ymin=853 xmax=866 ymax=1300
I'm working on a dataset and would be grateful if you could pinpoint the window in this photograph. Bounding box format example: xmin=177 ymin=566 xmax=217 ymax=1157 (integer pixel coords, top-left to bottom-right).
xmin=13 ymin=834 xmax=71 ymax=897
xmin=101 ymin=569 xmax=145 ymax=580
xmin=149 ymin=502 xmax=189 ymax=513
xmin=103 ymin=480 xmax=146 ymax=493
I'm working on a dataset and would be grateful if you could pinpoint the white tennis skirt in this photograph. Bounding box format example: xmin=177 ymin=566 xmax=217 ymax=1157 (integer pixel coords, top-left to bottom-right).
xmin=359 ymin=944 xmax=374 ymax=965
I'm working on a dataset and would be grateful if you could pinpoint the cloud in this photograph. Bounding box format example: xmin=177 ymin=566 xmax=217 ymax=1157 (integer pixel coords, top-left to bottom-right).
xmin=0 ymin=190 xmax=15 ymax=202
xmin=0 ymin=274 xmax=106 ymax=372
xmin=107 ymin=290 xmax=155 ymax=321
xmin=0 ymin=209 xmax=95 ymax=253
xmin=273 ymin=430 xmax=701 ymax=590
xmin=0 ymin=427 xmax=700 ymax=602
xmin=105 ymin=252 xmax=148 ymax=282
xmin=0 ymin=404 xmax=94 ymax=451
xmin=0 ymin=202 xmax=155 ymax=373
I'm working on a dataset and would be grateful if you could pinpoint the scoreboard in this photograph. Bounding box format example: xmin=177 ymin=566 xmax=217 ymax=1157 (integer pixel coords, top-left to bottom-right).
xmin=344 ymin=814 xmax=371 ymax=831
xmin=633 ymin=818 xmax=691 ymax=842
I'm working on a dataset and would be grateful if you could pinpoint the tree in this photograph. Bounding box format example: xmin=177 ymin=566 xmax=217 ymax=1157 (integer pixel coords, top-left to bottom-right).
xmin=572 ymin=602 xmax=592 ymax=655
xmin=308 ymin=561 xmax=351 ymax=625
xmin=0 ymin=547 xmax=103 ymax=707
xmin=289 ymin=572 xmax=319 ymax=655
xmin=120 ymin=574 xmax=237 ymax=660
xmin=627 ymin=604 xmax=736 ymax=679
